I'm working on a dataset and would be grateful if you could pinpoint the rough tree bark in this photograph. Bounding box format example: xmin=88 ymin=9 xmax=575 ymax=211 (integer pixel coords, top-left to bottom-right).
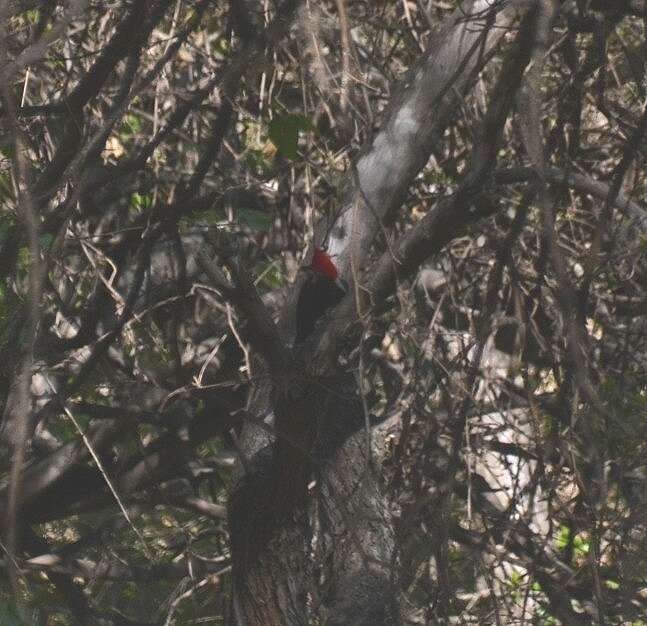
xmin=226 ymin=1 xmax=536 ymax=623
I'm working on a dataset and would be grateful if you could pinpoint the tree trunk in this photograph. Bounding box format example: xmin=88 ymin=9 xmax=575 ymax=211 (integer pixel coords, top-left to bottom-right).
xmin=228 ymin=2 xmax=532 ymax=622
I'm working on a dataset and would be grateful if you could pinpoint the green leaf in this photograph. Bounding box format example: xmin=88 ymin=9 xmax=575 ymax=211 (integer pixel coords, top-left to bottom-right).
xmin=239 ymin=208 xmax=271 ymax=231
xmin=573 ymin=533 xmax=589 ymax=557
xmin=268 ymin=114 xmax=313 ymax=160
xmin=506 ymin=570 xmax=523 ymax=589
xmin=18 ymin=246 xmax=30 ymax=271
xmin=555 ymin=525 xmax=589 ymax=557
xmin=555 ymin=525 xmax=570 ymax=550
xmin=130 ymin=192 xmax=152 ymax=212
xmin=120 ymin=113 xmax=142 ymax=138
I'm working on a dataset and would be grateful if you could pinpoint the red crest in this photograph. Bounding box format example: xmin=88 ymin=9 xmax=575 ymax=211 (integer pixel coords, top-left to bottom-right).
xmin=310 ymin=248 xmax=339 ymax=280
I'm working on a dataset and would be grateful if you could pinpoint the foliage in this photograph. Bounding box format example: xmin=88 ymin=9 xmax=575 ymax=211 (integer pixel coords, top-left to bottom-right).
xmin=1 ymin=0 xmax=646 ymax=624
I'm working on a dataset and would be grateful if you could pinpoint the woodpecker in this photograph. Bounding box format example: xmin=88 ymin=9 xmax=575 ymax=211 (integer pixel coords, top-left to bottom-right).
xmin=295 ymin=248 xmax=347 ymax=344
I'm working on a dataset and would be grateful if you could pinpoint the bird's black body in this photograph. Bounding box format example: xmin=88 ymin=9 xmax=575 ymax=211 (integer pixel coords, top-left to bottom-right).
xmin=295 ymin=269 xmax=346 ymax=344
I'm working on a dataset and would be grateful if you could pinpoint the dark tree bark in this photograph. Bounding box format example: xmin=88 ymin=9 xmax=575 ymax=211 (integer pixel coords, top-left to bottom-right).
xmin=226 ymin=2 xmax=536 ymax=623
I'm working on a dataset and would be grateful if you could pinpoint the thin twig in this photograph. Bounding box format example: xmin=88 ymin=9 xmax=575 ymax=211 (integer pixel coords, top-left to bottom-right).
xmin=43 ymin=377 xmax=153 ymax=560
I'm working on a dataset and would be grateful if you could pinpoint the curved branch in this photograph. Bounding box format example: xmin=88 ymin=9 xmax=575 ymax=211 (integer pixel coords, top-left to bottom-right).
xmin=494 ymin=166 xmax=647 ymax=231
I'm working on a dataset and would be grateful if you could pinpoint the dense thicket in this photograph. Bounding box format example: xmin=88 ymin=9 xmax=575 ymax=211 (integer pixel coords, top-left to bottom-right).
xmin=1 ymin=1 xmax=646 ymax=624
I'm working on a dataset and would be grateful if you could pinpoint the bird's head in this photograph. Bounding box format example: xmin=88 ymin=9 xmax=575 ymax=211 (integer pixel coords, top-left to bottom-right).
xmin=309 ymin=248 xmax=347 ymax=292
xmin=310 ymin=248 xmax=339 ymax=280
